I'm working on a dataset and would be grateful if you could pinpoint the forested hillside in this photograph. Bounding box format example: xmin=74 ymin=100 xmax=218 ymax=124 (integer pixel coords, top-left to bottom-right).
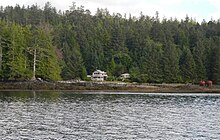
xmin=0 ymin=2 xmax=220 ymax=84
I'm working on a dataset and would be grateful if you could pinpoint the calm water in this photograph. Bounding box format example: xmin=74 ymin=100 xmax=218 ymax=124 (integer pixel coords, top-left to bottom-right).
xmin=0 ymin=91 xmax=220 ymax=139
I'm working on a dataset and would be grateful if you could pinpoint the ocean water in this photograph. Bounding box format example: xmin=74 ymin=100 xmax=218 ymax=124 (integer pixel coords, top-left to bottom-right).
xmin=0 ymin=91 xmax=220 ymax=139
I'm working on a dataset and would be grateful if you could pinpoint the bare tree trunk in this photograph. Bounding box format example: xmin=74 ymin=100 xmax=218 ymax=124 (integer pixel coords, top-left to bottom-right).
xmin=32 ymin=47 xmax=36 ymax=80
xmin=0 ymin=46 xmax=2 ymax=70
xmin=0 ymin=37 xmax=2 ymax=70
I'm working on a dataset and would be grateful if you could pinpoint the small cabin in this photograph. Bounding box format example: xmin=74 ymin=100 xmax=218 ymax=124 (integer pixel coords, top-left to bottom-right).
xmin=121 ymin=73 xmax=130 ymax=79
xmin=91 ymin=70 xmax=108 ymax=81
xmin=120 ymin=73 xmax=130 ymax=81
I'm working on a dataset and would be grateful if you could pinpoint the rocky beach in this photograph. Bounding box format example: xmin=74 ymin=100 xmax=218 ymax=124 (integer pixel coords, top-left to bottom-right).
xmin=0 ymin=81 xmax=219 ymax=93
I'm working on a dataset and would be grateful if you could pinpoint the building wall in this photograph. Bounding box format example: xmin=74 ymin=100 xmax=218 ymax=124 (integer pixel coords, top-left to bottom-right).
xmin=91 ymin=70 xmax=107 ymax=81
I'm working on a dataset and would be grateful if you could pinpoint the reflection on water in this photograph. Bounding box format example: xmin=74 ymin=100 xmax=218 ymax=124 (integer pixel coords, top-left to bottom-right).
xmin=0 ymin=91 xmax=220 ymax=139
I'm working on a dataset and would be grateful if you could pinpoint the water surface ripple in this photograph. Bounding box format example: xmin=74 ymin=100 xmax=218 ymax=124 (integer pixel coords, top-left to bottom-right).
xmin=0 ymin=91 xmax=220 ymax=139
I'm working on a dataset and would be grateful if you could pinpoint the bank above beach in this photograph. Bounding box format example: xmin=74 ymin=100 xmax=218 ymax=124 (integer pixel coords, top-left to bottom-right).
xmin=0 ymin=81 xmax=220 ymax=93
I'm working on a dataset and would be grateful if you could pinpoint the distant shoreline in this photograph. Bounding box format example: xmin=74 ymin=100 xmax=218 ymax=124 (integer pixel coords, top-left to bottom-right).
xmin=0 ymin=81 xmax=219 ymax=93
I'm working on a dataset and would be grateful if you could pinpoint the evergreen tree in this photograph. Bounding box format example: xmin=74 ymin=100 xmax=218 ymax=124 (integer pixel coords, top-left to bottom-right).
xmin=193 ymin=40 xmax=207 ymax=81
xmin=210 ymin=39 xmax=220 ymax=84
xmin=162 ymin=41 xmax=180 ymax=83
xmin=141 ymin=40 xmax=163 ymax=83
xmin=1 ymin=3 xmax=220 ymax=84
xmin=179 ymin=47 xmax=196 ymax=83
xmin=30 ymin=27 xmax=61 ymax=80
xmin=0 ymin=22 xmax=31 ymax=80
xmin=60 ymin=26 xmax=84 ymax=80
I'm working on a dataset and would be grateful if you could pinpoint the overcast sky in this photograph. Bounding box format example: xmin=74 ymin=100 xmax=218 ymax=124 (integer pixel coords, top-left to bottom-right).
xmin=1 ymin=0 xmax=220 ymax=22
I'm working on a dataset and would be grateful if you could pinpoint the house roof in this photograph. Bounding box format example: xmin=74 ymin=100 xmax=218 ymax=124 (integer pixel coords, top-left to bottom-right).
xmin=121 ymin=73 xmax=130 ymax=75
xmin=94 ymin=70 xmax=106 ymax=73
xmin=95 ymin=70 xmax=103 ymax=73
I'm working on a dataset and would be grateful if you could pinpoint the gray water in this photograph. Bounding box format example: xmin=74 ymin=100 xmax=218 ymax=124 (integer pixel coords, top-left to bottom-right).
xmin=0 ymin=91 xmax=220 ymax=140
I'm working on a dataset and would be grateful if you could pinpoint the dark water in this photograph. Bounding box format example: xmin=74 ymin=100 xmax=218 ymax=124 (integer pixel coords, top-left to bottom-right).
xmin=0 ymin=91 xmax=220 ymax=139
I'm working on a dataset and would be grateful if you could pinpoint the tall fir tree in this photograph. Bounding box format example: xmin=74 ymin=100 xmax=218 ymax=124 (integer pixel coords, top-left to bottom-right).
xmin=162 ymin=41 xmax=181 ymax=83
xmin=30 ymin=27 xmax=61 ymax=80
xmin=179 ymin=47 xmax=196 ymax=83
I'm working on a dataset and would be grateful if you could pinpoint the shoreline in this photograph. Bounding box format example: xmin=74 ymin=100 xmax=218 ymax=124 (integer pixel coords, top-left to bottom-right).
xmin=0 ymin=81 xmax=219 ymax=93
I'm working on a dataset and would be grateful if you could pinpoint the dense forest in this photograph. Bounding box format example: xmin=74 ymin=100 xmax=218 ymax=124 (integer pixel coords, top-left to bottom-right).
xmin=0 ymin=2 xmax=220 ymax=84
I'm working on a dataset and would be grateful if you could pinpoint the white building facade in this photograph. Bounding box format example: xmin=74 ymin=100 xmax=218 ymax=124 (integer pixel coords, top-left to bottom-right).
xmin=120 ymin=73 xmax=130 ymax=79
xmin=91 ymin=70 xmax=108 ymax=81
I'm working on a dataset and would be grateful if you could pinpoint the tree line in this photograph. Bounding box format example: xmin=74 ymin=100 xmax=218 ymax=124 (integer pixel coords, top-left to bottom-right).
xmin=0 ymin=2 xmax=220 ymax=84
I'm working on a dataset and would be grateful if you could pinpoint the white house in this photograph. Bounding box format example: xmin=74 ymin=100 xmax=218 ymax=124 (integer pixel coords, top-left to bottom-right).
xmin=91 ymin=70 xmax=108 ymax=81
xmin=121 ymin=73 xmax=130 ymax=79
xmin=120 ymin=73 xmax=130 ymax=81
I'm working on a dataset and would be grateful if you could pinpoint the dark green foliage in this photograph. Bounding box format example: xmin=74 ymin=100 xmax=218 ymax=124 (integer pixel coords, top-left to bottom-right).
xmin=210 ymin=37 xmax=220 ymax=84
xmin=55 ymin=24 xmax=83 ymax=80
xmin=0 ymin=22 xmax=32 ymax=80
xmin=0 ymin=3 xmax=220 ymax=84
xmin=0 ymin=21 xmax=61 ymax=81
xmin=81 ymin=66 xmax=88 ymax=80
xmin=140 ymin=39 xmax=163 ymax=83
xmin=162 ymin=41 xmax=181 ymax=83
xmin=179 ymin=47 xmax=196 ymax=83
xmin=32 ymin=27 xmax=61 ymax=80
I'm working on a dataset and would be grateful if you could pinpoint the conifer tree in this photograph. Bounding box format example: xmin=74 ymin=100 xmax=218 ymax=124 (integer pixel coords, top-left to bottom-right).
xmin=162 ymin=41 xmax=180 ymax=83
xmin=179 ymin=47 xmax=196 ymax=83
xmin=30 ymin=27 xmax=61 ymax=80
xmin=210 ymin=43 xmax=220 ymax=84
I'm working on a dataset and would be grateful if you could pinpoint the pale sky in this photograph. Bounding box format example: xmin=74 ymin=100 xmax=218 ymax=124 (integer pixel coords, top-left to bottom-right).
xmin=1 ymin=0 xmax=220 ymax=22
